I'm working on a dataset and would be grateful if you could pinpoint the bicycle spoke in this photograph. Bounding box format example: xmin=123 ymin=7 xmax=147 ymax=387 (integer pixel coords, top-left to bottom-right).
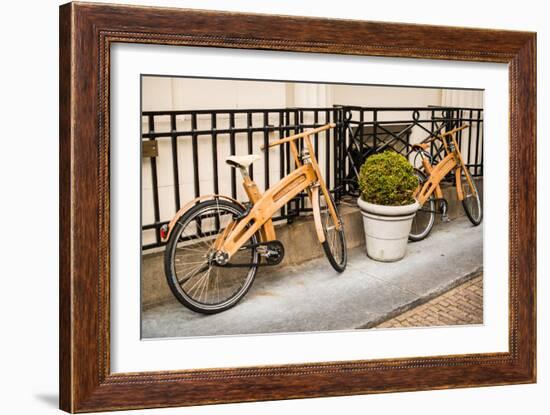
xmin=177 ymin=261 xmax=205 ymax=278
xmin=174 ymin=261 xmax=207 ymax=270
xmin=178 ymin=226 xmax=211 ymax=253
xmin=175 ymin=259 xmax=206 ymax=266
xmin=216 ymin=197 xmax=222 ymax=233
xmin=215 ymin=268 xmax=220 ymax=304
xmin=178 ymin=261 xmax=208 ymax=285
xmin=193 ymin=220 xmax=218 ymax=252
xmin=174 ymin=243 xmax=208 ymax=254
xmin=197 ymin=267 xmax=213 ymax=303
xmin=185 ymin=267 xmax=211 ymax=298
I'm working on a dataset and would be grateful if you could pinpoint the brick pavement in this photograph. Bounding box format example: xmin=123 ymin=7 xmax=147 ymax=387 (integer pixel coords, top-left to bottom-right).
xmin=376 ymin=274 xmax=483 ymax=328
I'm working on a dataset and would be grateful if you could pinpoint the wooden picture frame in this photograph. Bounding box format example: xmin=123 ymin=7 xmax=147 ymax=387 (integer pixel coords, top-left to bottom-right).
xmin=59 ymin=2 xmax=536 ymax=412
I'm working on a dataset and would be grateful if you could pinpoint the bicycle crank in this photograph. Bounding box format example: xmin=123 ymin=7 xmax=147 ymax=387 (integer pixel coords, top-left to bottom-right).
xmin=439 ymin=199 xmax=450 ymax=222
xmin=211 ymin=240 xmax=285 ymax=267
xmin=260 ymin=240 xmax=285 ymax=265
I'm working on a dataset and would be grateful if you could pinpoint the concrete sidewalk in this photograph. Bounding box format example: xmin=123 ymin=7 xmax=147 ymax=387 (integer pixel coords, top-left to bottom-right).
xmin=376 ymin=275 xmax=483 ymax=328
xmin=142 ymin=216 xmax=482 ymax=338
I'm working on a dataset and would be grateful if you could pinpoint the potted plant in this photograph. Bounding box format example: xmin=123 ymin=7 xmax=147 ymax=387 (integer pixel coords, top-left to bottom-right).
xmin=357 ymin=151 xmax=419 ymax=262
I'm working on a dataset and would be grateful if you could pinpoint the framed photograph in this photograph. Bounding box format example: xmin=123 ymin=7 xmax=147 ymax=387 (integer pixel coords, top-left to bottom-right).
xmin=59 ymin=2 xmax=536 ymax=412
xmin=139 ymin=76 xmax=486 ymax=339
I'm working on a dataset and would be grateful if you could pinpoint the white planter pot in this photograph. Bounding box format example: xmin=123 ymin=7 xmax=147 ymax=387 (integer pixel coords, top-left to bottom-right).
xmin=357 ymin=197 xmax=419 ymax=262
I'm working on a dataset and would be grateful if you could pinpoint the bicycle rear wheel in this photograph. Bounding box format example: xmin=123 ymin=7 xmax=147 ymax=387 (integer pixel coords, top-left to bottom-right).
xmin=164 ymin=199 xmax=260 ymax=314
xmin=409 ymin=169 xmax=436 ymax=241
xmin=460 ymin=168 xmax=482 ymax=225
xmin=318 ymin=191 xmax=347 ymax=272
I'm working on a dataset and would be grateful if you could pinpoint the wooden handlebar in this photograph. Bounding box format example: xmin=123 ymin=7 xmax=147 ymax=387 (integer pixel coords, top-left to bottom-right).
xmin=437 ymin=124 xmax=469 ymax=138
xmin=260 ymin=123 xmax=336 ymax=150
xmin=421 ymin=124 xmax=469 ymax=146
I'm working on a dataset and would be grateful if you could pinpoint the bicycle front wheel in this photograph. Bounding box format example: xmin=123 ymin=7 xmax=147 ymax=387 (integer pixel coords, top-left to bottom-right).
xmin=460 ymin=168 xmax=482 ymax=226
xmin=409 ymin=169 xmax=436 ymax=242
xmin=319 ymin=191 xmax=347 ymax=272
xmin=164 ymin=199 xmax=260 ymax=314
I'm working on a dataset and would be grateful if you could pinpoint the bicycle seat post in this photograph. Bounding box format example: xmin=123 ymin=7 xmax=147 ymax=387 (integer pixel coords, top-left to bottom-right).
xmin=238 ymin=166 xmax=249 ymax=180
xmin=239 ymin=167 xmax=263 ymax=206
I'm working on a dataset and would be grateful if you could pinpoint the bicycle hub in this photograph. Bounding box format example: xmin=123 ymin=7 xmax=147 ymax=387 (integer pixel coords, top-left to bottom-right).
xmin=213 ymin=251 xmax=229 ymax=266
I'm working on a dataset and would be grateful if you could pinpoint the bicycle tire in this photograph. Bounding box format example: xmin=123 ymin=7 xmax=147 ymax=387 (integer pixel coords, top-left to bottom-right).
xmin=409 ymin=169 xmax=436 ymax=242
xmin=460 ymin=168 xmax=483 ymax=226
xmin=164 ymin=199 xmax=260 ymax=314
xmin=319 ymin=191 xmax=347 ymax=272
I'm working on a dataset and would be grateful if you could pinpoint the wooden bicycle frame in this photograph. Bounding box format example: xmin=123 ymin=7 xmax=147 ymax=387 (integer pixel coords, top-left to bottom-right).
xmin=215 ymin=124 xmax=340 ymax=259
xmin=414 ymin=124 xmax=478 ymax=205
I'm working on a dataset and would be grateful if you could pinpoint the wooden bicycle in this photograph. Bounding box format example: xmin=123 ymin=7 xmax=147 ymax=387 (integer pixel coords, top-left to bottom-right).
xmin=409 ymin=124 xmax=482 ymax=241
xmin=160 ymin=123 xmax=347 ymax=313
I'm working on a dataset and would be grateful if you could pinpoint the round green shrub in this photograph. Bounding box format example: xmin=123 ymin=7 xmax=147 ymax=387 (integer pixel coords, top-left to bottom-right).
xmin=358 ymin=151 xmax=418 ymax=206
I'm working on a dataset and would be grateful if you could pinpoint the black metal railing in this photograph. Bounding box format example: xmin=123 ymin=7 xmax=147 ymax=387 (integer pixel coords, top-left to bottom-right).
xmin=141 ymin=105 xmax=483 ymax=250
xmin=141 ymin=107 xmax=341 ymax=249
xmin=338 ymin=106 xmax=484 ymax=196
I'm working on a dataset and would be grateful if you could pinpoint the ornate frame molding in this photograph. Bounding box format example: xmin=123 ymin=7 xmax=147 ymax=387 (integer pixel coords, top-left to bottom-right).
xmin=60 ymin=2 xmax=536 ymax=412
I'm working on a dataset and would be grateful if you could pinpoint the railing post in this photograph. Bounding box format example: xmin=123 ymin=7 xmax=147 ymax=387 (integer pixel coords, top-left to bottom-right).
xmin=278 ymin=111 xmax=285 ymax=218
xmin=325 ymin=109 xmax=331 ymax=192
xmin=430 ymin=109 xmax=435 ymax=162
xmin=457 ymin=109 xmax=463 ymax=150
xmin=373 ymin=109 xmax=378 ymax=153
xmin=191 ymin=112 xmax=200 ymax=198
xmin=359 ymin=109 xmax=364 ymax=153
xmin=211 ymin=113 xmax=219 ymax=195
xmin=148 ymin=114 xmax=161 ymax=245
xmin=337 ymin=107 xmax=345 ymax=201
xmin=247 ymin=112 xmax=254 ymax=179
xmin=229 ymin=112 xmax=236 ymax=198
xmin=314 ymin=110 xmax=319 ymax=158
xmin=333 ymin=108 xmax=339 ymax=200
xmin=170 ymin=114 xmax=181 ymax=212
xmin=263 ymin=112 xmax=270 ymax=193
xmin=211 ymin=113 xmax=220 ymax=231
xmin=475 ymin=109 xmax=482 ymax=176
xmin=285 ymin=110 xmax=293 ymax=223
xmin=467 ymin=109 xmax=473 ymax=175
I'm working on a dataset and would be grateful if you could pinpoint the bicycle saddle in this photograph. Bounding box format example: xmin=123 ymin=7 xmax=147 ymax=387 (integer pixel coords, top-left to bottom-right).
xmin=225 ymin=154 xmax=261 ymax=169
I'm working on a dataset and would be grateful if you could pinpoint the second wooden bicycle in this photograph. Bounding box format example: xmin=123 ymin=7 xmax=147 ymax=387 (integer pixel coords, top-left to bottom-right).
xmin=409 ymin=124 xmax=482 ymax=241
xmin=160 ymin=123 xmax=347 ymax=314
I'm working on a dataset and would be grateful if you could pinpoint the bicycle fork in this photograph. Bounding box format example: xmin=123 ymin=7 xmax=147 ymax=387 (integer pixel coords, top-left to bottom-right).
xmin=439 ymin=199 xmax=450 ymax=222
xmin=419 ymin=153 xmax=450 ymax=222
